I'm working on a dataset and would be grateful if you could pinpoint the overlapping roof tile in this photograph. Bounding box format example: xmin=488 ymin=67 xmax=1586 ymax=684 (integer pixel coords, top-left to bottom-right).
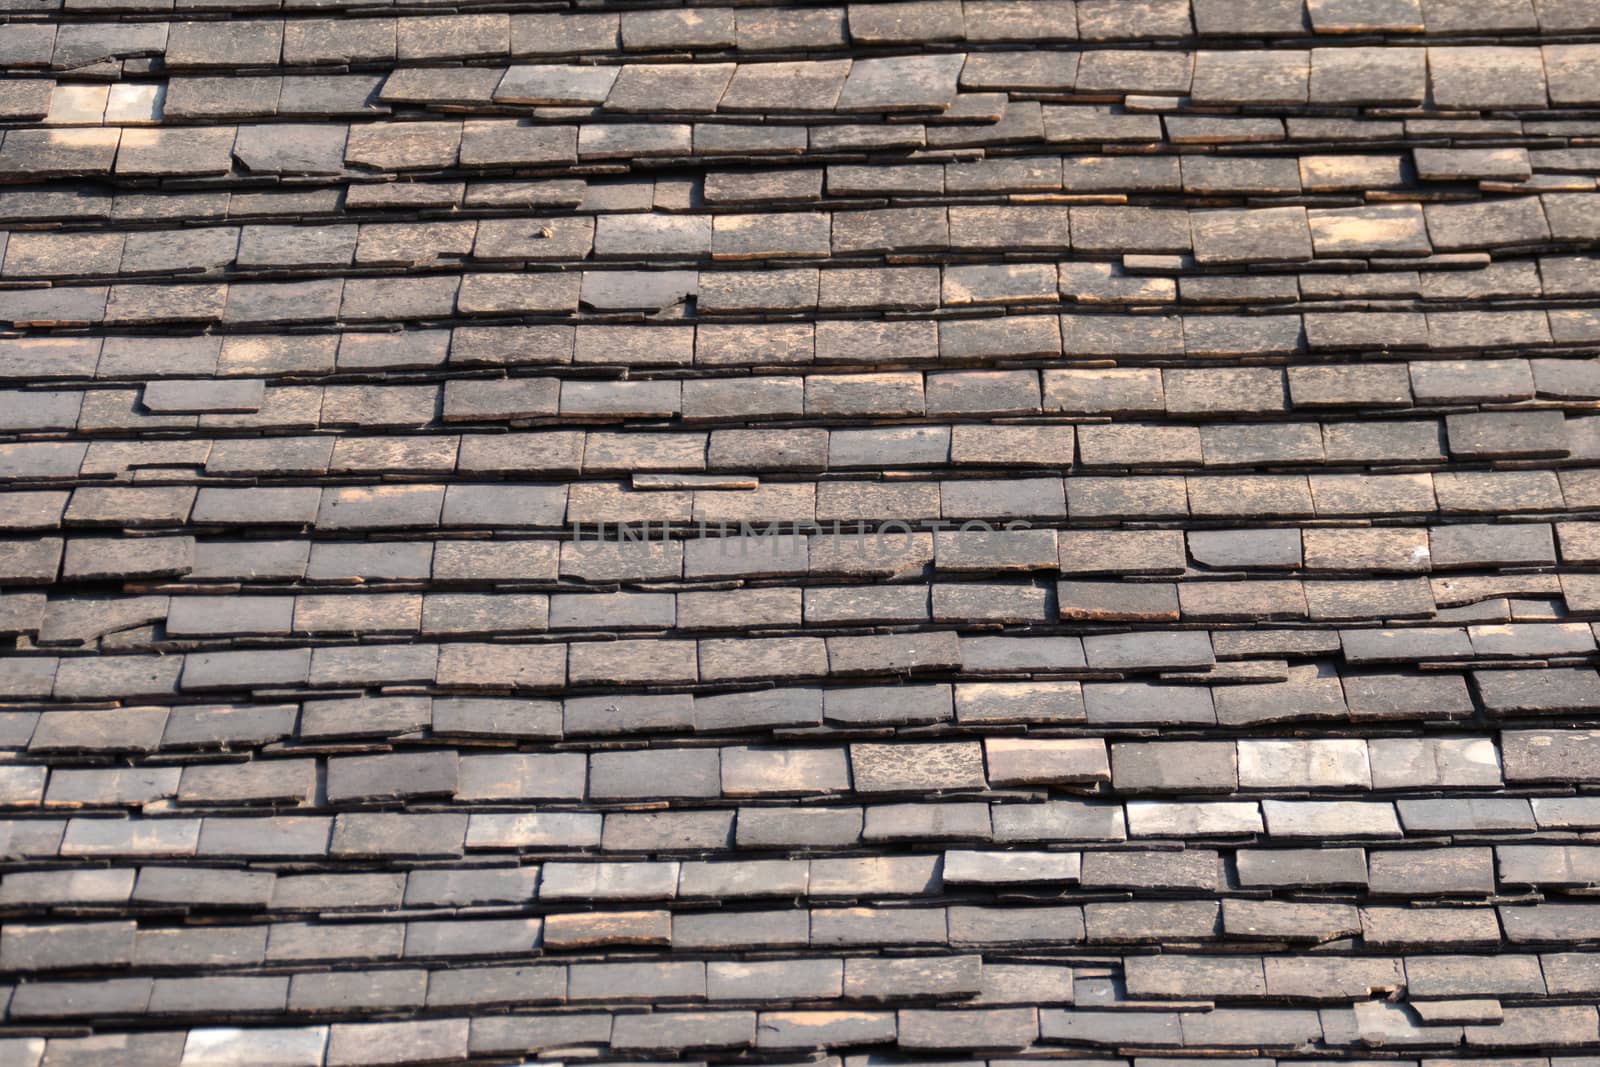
xmin=1 ymin=0 xmax=1600 ymax=1062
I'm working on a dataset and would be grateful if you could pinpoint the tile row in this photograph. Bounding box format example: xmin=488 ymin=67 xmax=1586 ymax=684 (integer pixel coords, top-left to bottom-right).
xmin=15 ymin=103 xmax=1600 ymax=185
xmin=14 ymin=409 xmax=1600 ymax=478
xmin=1 ymin=138 xmax=1595 ymax=232
xmin=7 ymin=261 xmax=1600 ymax=344
xmin=0 ymin=733 xmax=1576 ymax=809
xmin=20 ymin=43 xmax=1600 ymax=130
xmin=19 ymin=3 xmax=1600 ymax=73
xmin=39 ymin=1020 xmax=1600 ymax=1067
xmin=18 ymin=2 xmax=1600 ymax=77
xmin=12 ymin=578 xmax=1600 ymax=648
xmin=5 ymin=201 xmax=1595 ymax=279
xmin=11 ymin=785 xmax=1600 ymax=860
xmin=16 ymin=843 xmax=1600 ymax=916
xmin=4 ymin=318 xmax=1599 ymax=390
xmin=0 ymin=609 xmax=1592 ymax=711
xmin=6 ymin=998 xmax=1600 ymax=1066
xmin=0 ymin=208 xmax=1540 ymax=281
xmin=11 ymin=898 xmax=1600 ymax=965
xmin=14 ymin=838 xmax=1600 ymax=909
xmin=1 ymin=630 xmax=1591 ymax=736
xmin=10 ymin=783 xmax=1600 ymax=858
xmin=7 ymin=469 xmax=1600 ymax=534
xmin=8 ymin=520 xmax=1595 ymax=587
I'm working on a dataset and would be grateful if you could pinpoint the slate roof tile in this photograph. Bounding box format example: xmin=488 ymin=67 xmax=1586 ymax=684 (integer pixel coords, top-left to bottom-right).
xmin=835 ymin=53 xmax=965 ymax=112
xmin=1192 ymin=49 xmax=1309 ymax=104
xmin=592 ymin=70 xmax=724 ymax=120
xmin=703 ymin=7 xmax=822 ymax=50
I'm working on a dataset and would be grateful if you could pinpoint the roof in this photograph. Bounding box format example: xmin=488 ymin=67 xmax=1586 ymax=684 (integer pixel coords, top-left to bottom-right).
xmin=2 ymin=0 xmax=1600 ymax=1062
